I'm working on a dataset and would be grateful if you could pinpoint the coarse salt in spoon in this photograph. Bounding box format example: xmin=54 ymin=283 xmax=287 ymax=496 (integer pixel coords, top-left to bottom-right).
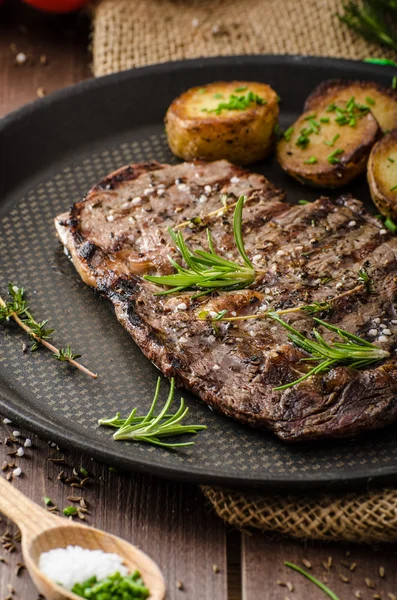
xmin=0 ymin=476 xmax=166 ymax=600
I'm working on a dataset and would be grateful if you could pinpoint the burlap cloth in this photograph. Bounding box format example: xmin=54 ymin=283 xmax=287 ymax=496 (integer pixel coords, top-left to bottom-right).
xmin=91 ymin=0 xmax=397 ymax=542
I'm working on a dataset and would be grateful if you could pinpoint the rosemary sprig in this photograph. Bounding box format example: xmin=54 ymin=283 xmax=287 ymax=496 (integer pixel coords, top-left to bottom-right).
xmin=144 ymin=196 xmax=256 ymax=298
xmin=99 ymin=378 xmax=206 ymax=448
xmin=269 ymin=312 xmax=389 ymax=390
xmin=0 ymin=284 xmax=97 ymax=379
xmin=339 ymin=0 xmax=397 ymax=52
xmin=285 ymin=562 xmax=340 ymax=600
xmin=358 ymin=266 xmax=373 ymax=292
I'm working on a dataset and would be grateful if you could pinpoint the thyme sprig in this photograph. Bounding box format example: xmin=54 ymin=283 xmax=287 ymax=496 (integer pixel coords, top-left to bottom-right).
xmin=144 ymin=196 xmax=256 ymax=298
xmin=339 ymin=0 xmax=397 ymax=53
xmin=0 ymin=284 xmax=97 ymax=379
xmin=285 ymin=562 xmax=340 ymax=600
xmin=268 ymin=312 xmax=389 ymax=390
xmin=99 ymin=377 xmax=206 ymax=448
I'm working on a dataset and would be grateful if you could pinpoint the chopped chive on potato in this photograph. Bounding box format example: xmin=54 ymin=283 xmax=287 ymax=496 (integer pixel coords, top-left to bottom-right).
xmin=277 ymin=98 xmax=380 ymax=188
xmin=165 ymin=81 xmax=279 ymax=165
xmin=368 ymin=130 xmax=397 ymax=220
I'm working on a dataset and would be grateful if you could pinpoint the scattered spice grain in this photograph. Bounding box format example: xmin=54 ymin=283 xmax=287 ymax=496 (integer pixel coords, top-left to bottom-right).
xmin=365 ymin=578 xmax=375 ymax=589
xmin=379 ymin=566 xmax=385 ymax=578
xmin=302 ymin=559 xmax=312 ymax=569
xmin=339 ymin=573 xmax=350 ymax=583
xmin=36 ymin=87 xmax=46 ymax=98
xmin=176 ymin=580 xmax=184 ymax=590
xmin=212 ymin=564 xmax=220 ymax=573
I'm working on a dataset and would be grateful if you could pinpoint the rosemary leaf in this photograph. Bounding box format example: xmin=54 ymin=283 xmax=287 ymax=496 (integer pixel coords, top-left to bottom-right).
xmin=269 ymin=313 xmax=389 ymax=390
xmin=99 ymin=378 xmax=206 ymax=449
xmin=285 ymin=562 xmax=340 ymax=600
xmin=144 ymin=196 xmax=256 ymax=297
xmin=339 ymin=0 xmax=397 ymax=52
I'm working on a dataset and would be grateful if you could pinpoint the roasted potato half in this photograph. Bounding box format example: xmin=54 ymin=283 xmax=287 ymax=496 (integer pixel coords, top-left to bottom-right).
xmin=305 ymin=79 xmax=397 ymax=133
xmin=277 ymin=102 xmax=381 ymax=188
xmin=165 ymin=81 xmax=279 ymax=165
xmin=368 ymin=130 xmax=397 ymax=219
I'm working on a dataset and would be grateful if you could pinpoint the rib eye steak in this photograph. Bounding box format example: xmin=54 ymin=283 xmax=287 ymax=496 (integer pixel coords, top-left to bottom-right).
xmin=55 ymin=159 xmax=397 ymax=442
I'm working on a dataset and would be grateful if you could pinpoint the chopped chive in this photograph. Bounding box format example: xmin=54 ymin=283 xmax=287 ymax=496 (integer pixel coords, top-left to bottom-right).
xmin=283 ymin=126 xmax=294 ymax=141
xmin=298 ymin=199 xmax=311 ymax=205
xmin=213 ymin=93 xmax=223 ymax=99
xmin=326 ymin=103 xmax=336 ymax=112
xmin=385 ymin=216 xmax=397 ymax=233
xmin=393 ymin=77 xmax=397 ymax=90
xmin=285 ymin=562 xmax=340 ymax=600
xmin=198 ymin=88 xmax=206 ymax=94
xmin=323 ymin=133 xmax=340 ymax=147
xmin=391 ymin=185 xmax=397 ymax=191
xmin=234 ymin=86 xmax=247 ymax=92
xmin=63 ymin=506 xmax=78 ymax=516
xmin=327 ymin=148 xmax=344 ymax=164
xmin=80 ymin=467 xmax=89 ymax=477
xmin=304 ymin=113 xmax=317 ymax=120
xmin=320 ymin=117 xmax=330 ymax=123
xmin=304 ymin=156 xmax=318 ymax=165
xmin=43 ymin=496 xmax=52 ymax=506
xmin=365 ymin=96 xmax=375 ymax=106
xmin=388 ymin=157 xmax=395 ymax=163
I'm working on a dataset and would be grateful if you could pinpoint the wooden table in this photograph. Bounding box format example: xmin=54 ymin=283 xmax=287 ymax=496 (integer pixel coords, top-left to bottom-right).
xmin=1 ymin=2 xmax=397 ymax=599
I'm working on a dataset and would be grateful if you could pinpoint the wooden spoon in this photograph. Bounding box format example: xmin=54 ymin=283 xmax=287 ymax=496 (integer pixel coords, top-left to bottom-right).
xmin=0 ymin=476 xmax=166 ymax=599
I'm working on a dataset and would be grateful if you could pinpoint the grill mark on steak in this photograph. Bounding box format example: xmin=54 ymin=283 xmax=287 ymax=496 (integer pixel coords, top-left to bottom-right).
xmin=55 ymin=159 xmax=397 ymax=442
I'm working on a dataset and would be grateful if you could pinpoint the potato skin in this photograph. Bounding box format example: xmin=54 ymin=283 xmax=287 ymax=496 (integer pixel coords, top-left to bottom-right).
xmin=305 ymin=79 xmax=397 ymax=133
xmin=368 ymin=130 xmax=397 ymax=219
xmin=277 ymin=104 xmax=381 ymax=188
xmin=165 ymin=81 xmax=279 ymax=165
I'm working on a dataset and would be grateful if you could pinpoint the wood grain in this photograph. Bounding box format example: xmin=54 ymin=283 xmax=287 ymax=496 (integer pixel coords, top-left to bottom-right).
xmin=242 ymin=532 xmax=397 ymax=599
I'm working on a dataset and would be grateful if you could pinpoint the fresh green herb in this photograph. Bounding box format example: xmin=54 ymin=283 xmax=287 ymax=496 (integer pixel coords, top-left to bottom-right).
xmin=339 ymin=1 xmax=397 ymax=53
xmin=269 ymin=312 xmax=389 ymax=391
xmin=304 ymin=156 xmax=318 ymax=165
xmin=72 ymin=571 xmax=150 ymax=599
xmin=308 ymin=118 xmax=321 ymax=133
xmin=0 ymin=284 xmax=96 ymax=378
xmin=304 ymin=113 xmax=317 ymax=121
xmin=144 ymin=196 xmax=256 ymax=297
xmin=390 ymin=185 xmax=397 ymax=191
xmin=364 ymin=58 xmax=397 ymax=66
xmin=80 ymin=467 xmax=89 ymax=477
xmin=213 ymin=93 xmax=223 ymax=99
xmin=198 ymin=88 xmax=207 ymax=94
xmin=63 ymin=506 xmax=78 ymax=516
xmin=393 ymin=76 xmax=397 ymax=90
xmin=203 ymin=91 xmax=266 ymax=115
xmin=300 ymin=301 xmax=332 ymax=315
xmin=366 ymin=96 xmax=376 ymax=105
xmin=320 ymin=117 xmax=330 ymax=124
xmin=324 ymin=133 xmax=340 ymax=147
xmin=296 ymin=128 xmax=312 ymax=148
xmin=43 ymin=497 xmax=52 ymax=506
xmin=283 ymin=126 xmax=294 ymax=141
xmin=99 ymin=378 xmax=206 ymax=449
xmin=285 ymin=562 xmax=340 ymax=600
xmin=388 ymin=157 xmax=395 ymax=163
xmin=234 ymin=86 xmax=247 ymax=92
xmin=298 ymin=199 xmax=311 ymax=205
xmin=358 ymin=267 xmax=373 ymax=293
xmin=385 ymin=215 xmax=397 ymax=232
xmin=326 ymin=96 xmax=370 ymax=127
xmin=327 ymin=148 xmax=344 ymax=164
xmin=53 ymin=345 xmax=81 ymax=362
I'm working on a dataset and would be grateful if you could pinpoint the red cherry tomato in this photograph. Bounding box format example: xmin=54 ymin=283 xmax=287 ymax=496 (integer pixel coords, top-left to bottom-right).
xmin=22 ymin=0 xmax=88 ymax=13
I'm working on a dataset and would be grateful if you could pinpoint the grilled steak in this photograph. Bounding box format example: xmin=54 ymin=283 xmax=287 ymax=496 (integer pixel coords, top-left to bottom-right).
xmin=55 ymin=159 xmax=397 ymax=442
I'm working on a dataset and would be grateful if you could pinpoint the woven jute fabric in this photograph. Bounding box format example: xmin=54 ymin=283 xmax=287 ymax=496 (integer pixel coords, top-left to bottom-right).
xmin=201 ymin=487 xmax=397 ymax=543
xmin=92 ymin=0 xmax=397 ymax=543
xmin=92 ymin=0 xmax=396 ymax=77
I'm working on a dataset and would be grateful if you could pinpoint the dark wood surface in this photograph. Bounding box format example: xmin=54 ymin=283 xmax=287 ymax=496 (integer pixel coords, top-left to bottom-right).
xmin=1 ymin=2 xmax=397 ymax=599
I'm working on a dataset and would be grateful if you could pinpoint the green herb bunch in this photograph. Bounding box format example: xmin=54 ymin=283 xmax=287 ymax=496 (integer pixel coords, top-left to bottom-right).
xmin=99 ymin=378 xmax=206 ymax=448
xmin=339 ymin=0 xmax=397 ymax=53
xmin=72 ymin=571 xmax=149 ymax=600
xmin=202 ymin=90 xmax=266 ymax=115
xmin=144 ymin=195 xmax=256 ymax=298
xmin=269 ymin=312 xmax=389 ymax=390
xmin=0 ymin=284 xmax=96 ymax=378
